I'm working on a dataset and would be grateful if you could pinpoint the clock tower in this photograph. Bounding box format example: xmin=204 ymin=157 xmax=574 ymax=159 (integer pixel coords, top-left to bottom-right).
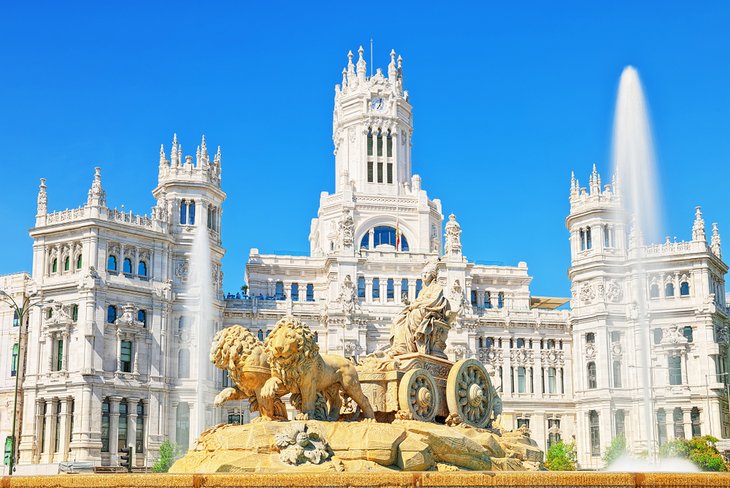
xmin=333 ymin=47 xmax=413 ymax=195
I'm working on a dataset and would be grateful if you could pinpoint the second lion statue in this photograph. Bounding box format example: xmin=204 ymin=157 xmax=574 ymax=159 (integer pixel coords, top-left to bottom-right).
xmin=261 ymin=316 xmax=375 ymax=421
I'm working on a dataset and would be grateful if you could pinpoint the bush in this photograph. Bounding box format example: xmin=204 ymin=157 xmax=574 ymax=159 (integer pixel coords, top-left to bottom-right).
xmin=659 ymin=436 xmax=728 ymax=472
xmin=545 ymin=441 xmax=577 ymax=471
xmin=152 ymin=440 xmax=179 ymax=473
xmin=603 ymin=434 xmax=627 ymax=467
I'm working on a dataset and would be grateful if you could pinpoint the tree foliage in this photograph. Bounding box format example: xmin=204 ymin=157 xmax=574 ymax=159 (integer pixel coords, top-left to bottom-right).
xmin=152 ymin=440 xmax=179 ymax=473
xmin=603 ymin=434 xmax=627 ymax=467
xmin=660 ymin=436 xmax=728 ymax=472
xmin=545 ymin=441 xmax=577 ymax=471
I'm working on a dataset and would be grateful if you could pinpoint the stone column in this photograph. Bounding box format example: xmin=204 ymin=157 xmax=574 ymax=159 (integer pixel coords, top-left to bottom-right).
xmin=380 ymin=280 xmax=387 ymax=304
xmin=365 ymin=279 xmax=373 ymax=304
xmin=395 ymin=280 xmax=403 ymax=304
xmin=42 ymin=399 xmax=55 ymax=462
xmin=115 ymin=331 xmax=122 ymax=373
xmin=57 ymin=397 xmax=70 ymax=461
xmin=127 ymin=398 xmax=139 ymax=466
xmin=683 ymin=407 xmax=693 ymax=439
xmin=368 ymin=228 xmax=374 ymax=249
xmin=132 ymin=337 xmax=140 ymax=375
xmin=408 ymin=280 xmax=416 ymax=302
xmin=109 ymin=396 xmax=122 ymax=461
xmin=61 ymin=331 xmax=69 ymax=371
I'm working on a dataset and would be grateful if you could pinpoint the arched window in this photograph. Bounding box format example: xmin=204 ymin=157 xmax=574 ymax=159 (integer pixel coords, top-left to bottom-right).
xmin=673 ymin=407 xmax=685 ymax=440
xmin=372 ymin=278 xmax=380 ymax=300
xmin=367 ymin=128 xmax=374 ymax=183
xmin=683 ymin=326 xmax=693 ymax=343
xmin=665 ymin=282 xmax=675 ymax=297
xmin=691 ymin=407 xmax=701 ymax=437
xmin=656 ymin=409 xmax=667 ymax=446
xmin=178 ymin=349 xmax=190 ymax=378
xmin=367 ymin=127 xmax=373 ymax=156
xmin=101 ymin=399 xmax=110 ymax=452
xmin=589 ymin=410 xmax=600 ymax=456
xmin=107 ymin=255 xmax=117 ymax=271
xmin=668 ymin=355 xmax=682 ymax=385
xmin=76 ymin=254 xmax=83 ymax=269
xmin=71 ymin=304 xmax=78 ymax=322
xmin=587 ymin=362 xmax=597 ymax=389
xmin=650 ymin=283 xmax=660 ymax=298
xmin=613 ymin=360 xmax=622 ymax=388
xmin=653 ymin=328 xmax=663 ymax=344
xmin=207 ymin=204 xmax=213 ymax=229
xmin=10 ymin=343 xmax=19 ymax=377
xmin=137 ymin=310 xmax=147 ymax=327
xmin=51 ymin=259 xmax=58 ymax=273
xmin=604 ymin=224 xmax=611 ymax=248
xmin=118 ymin=401 xmax=128 ymax=452
xmin=547 ymin=339 xmax=556 ymax=349
xmin=257 ymin=329 xmax=264 ymax=341
xmin=386 ymin=131 xmax=393 ymax=183
xmin=291 ymin=283 xmax=299 ymax=301
xmin=470 ymin=290 xmax=478 ymax=305
xmin=107 ymin=305 xmax=117 ymax=324
xmin=401 ymin=279 xmax=408 ymax=301
xmin=387 ymin=278 xmax=394 ymax=300
xmin=275 ymin=281 xmax=285 ymax=300
xmin=680 ymin=281 xmax=690 ymax=296
xmin=485 ymin=337 xmax=494 ymax=349
xmin=136 ymin=401 xmax=145 ymax=453
xmin=579 ymin=229 xmax=586 ymax=251
xmin=586 ymin=226 xmax=592 ymax=249
xmin=176 ymin=403 xmax=190 ymax=451
xmin=478 ymin=337 xmax=484 ymax=348
xmin=386 ymin=130 xmax=393 ymax=157
xmin=64 ymin=256 xmax=70 ymax=271
xmin=138 ymin=261 xmax=147 ymax=277
xmin=376 ymin=128 xmax=383 ymax=157
xmin=123 ymin=258 xmax=133 ymax=275
xmin=484 ymin=291 xmax=492 ymax=308
xmin=516 ymin=338 xmax=525 ymax=349
xmin=180 ymin=200 xmax=188 ymax=225
xmin=357 ymin=277 xmax=366 ymax=299
xmin=188 ymin=200 xmax=195 ymax=225
xmin=364 ymin=226 xmax=409 ymax=251
xmin=306 ymin=283 xmax=314 ymax=302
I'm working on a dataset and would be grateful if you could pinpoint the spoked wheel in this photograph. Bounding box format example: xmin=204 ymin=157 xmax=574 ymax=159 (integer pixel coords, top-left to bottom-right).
xmin=446 ymin=358 xmax=494 ymax=428
xmin=398 ymin=368 xmax=439 ymax=422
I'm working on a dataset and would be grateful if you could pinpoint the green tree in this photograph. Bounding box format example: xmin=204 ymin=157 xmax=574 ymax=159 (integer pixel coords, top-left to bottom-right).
xmin=660 ymin=436 xmax=728 ymax=472
xmin=603 ymin=434 xmax=627 ymax=467
xmin=152 ymin=440 xmax=179 ymax=473
xmin=545 ymin=441 xmax=577 ymax=471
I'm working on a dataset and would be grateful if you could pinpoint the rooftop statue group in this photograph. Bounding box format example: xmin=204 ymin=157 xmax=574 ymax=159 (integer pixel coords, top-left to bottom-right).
xmin=210 ymin=259 xmax=499 ymax=428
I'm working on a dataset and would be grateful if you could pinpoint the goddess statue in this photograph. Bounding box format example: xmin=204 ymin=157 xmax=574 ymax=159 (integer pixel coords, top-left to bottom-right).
xmin=389 ymin=259 xmax=452 ymax=358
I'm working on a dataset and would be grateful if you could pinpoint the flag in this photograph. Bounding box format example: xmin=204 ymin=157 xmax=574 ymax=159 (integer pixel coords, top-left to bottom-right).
xmin=395 ymin=223 xmax=400 ymax=250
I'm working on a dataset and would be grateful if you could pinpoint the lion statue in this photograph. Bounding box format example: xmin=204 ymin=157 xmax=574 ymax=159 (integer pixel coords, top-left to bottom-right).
xmin=210 ymin=325 xmax=287 ymax=422
xmin=261 ymin=316 xmax=375 ymax=421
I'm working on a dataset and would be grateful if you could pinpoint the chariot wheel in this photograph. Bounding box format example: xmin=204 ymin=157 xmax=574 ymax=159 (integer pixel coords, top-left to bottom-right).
xmin=446 ymin=358 xmax=494 ymax=428
xmin=398 ymin=368 xmax=439 ymax=422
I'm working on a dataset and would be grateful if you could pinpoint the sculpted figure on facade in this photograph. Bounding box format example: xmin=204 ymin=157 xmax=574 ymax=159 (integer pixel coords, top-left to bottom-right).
xmin=338 ymin=274 xmax=357 ymax=315
xmin=261 ymin=315 xmax=375 ymax=421
xmin=339 ymin=209 xmax=354 ymax=249
xmin=389 ymin=259 xmax=453 ymax=359
xmin=210 ymin=325 xmax=288 ymax=421
xmin=37 ymin=178 xmax=47 ymax=215
xmin=444 ymin=213 xmax=462 ymax=256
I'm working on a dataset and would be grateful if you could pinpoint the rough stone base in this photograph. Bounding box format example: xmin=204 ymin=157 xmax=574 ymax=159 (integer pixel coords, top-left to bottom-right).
xmin=169 ymin=420 xmax=543 ymax=473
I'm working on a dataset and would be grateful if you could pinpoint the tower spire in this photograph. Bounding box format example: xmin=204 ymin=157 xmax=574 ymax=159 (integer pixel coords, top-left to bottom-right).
xmin=388 ymin=49 xmax=397 ymax=79
xmin=356 ymin=45 xmax=366 ymax=83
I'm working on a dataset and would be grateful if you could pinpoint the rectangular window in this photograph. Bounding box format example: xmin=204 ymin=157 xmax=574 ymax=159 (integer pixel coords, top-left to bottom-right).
xmin=118 ymin=403 xmax=128 ymax=452
xmin=517 ymin=367 xmax=526 ymax=393
xmin=517 ymin=418 xmax=530 ymax=429
xmin=669 ymin=355 xmax=682 ymax=385
xmin=386 ymin=279 xmax=394 ymax=300
xmin=357 ymin=277 xmax=366 ymax=299
xmin=120 ymin=341 xmax=133 ymax=373
xmin=136 ymin=402 xmax=144 ymax=453
xmin=387 ymin=134 xmax=392 ymax=157
xmin=377 ymin=134 xmax=383 ymax=156
xmin=55 ymin=339 xmax=64 ymax=371
xmin=372 ymin=278 xmax=380 ymax=300
xmin=547 ymin=419 xmax=561 ymax=447
xmin=306 ymin=284 xmax=314 ymax=302
xmin=377 ymin=162 xmax=383 ymax=183
xmin=367 ymin=161 xmax=373 ymax=183
xmin=54 ymin=402 xmax=62 ymax=453
xmin=101 ymin=402 xmax=110 ymax=452
xmin=547 ymin=367 xmax=557 ymax=394
xmin=291 ymin=283 xmax=299 ymax=301
xmin=387 ymin=163 xmax=393 ymax=184
xmin=615 ymin=410 xmax=625 ymax=436
xmin=367 ymin=132 xmax=373 ymax=156
xmin=10 ymin=344 xmax=18 ymax=377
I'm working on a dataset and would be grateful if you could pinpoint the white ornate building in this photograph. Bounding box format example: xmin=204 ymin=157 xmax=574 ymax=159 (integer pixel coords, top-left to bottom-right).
xmin=0 ymin=47 xmax=727 ymax=473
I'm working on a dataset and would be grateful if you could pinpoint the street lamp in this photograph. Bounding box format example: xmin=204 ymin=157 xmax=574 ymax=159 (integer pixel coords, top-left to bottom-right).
xmin=0 ymin=285 xmax=47 ymax=475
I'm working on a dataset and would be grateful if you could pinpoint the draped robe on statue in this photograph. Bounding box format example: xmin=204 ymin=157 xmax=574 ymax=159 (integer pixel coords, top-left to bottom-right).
xmin=389 ymin=279 xmax=451 ymax=356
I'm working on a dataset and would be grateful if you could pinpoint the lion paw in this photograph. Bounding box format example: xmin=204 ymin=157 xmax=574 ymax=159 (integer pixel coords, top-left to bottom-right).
xmin=295 ymin=413 xmax=311 ymax=421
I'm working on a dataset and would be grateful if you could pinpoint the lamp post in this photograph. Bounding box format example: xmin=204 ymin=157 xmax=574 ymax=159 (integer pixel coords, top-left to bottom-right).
xmin=0 ymin=285 xmax=46 ymax=475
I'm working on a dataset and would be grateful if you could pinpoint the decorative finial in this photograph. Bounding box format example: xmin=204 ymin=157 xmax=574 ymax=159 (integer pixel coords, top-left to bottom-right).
xmin=37 ymin=178 xmax=47 ymax=215
xmin=388 ymin=49 xmax=397 ymax=79
xmin=589 ymin=164 xmax=601 ymax=194
xmin=711 ymin=223 xmax=722 ymax=258
xmin=570 ymin=171 xmax=576 ymax=195
xmin=397 ymin=54 xmax=403 ymax=69
xmin=356 ymin=45 xmax=367 ymax=81
xmin=87 ymin=167 xmax=106 ymax=207
xmin=692 ymin=206 xmax=706 ymax=242
xmin=341 ymin=68 xmax=347 ymax=89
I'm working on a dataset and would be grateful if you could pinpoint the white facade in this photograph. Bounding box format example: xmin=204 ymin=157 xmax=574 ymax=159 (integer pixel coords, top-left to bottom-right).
xmin=0 ymin=47 xmax=727 ymax=473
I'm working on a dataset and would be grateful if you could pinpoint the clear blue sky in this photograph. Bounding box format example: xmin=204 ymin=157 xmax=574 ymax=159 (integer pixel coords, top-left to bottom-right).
xmin=1 ymin=1 xmax=729 ymax=297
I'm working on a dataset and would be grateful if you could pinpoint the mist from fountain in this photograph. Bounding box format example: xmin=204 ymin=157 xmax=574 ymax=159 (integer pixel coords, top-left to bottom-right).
xmin=608 ymin=67 xmax=694 ymax=471
xmin=188 ymin=219 xmax=214 ymax=438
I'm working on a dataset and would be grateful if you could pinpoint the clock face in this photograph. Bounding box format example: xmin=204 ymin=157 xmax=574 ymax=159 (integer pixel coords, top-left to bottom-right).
xmin=370 ymin=97 xmax=384 ymax=111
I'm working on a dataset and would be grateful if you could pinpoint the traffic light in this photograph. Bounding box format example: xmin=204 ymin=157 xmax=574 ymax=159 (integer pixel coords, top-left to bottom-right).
xmin=119 ymin=446 xmax=132 ymax=472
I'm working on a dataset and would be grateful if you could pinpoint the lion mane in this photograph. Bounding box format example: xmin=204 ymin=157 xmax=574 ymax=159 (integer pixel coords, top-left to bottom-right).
xmin=263 ymin=316 xmax=319 ymax=390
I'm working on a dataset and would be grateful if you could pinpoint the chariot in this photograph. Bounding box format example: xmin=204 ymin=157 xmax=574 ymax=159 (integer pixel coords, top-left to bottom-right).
xmin=357 ymin=353 xmax=498 ymax=428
